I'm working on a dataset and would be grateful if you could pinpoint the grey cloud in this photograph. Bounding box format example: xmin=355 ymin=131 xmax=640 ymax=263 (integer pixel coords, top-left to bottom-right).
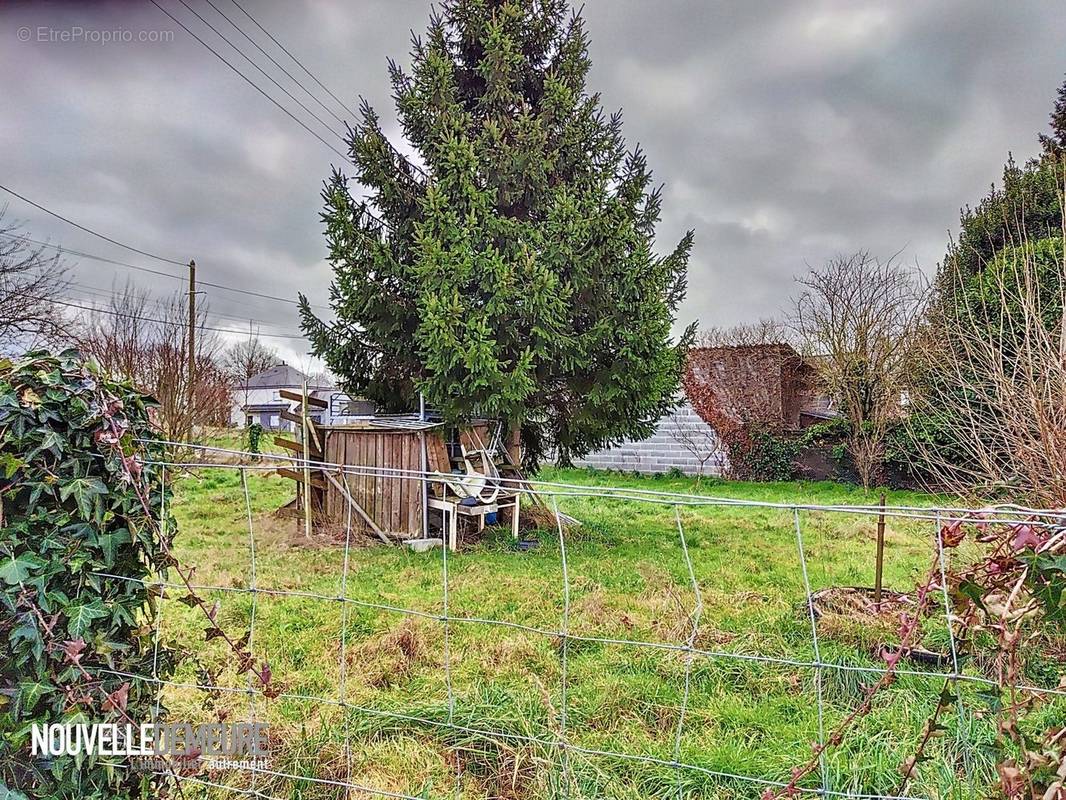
xmin=2 ymin=0 xmax=1064 ymax=351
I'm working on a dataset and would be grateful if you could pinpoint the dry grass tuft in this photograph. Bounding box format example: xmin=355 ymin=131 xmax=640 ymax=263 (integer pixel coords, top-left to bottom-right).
xmin=348 ymin=618 xmax=438 ymax=688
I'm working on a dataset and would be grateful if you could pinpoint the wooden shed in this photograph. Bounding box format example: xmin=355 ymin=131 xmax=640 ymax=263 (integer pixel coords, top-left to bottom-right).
xmin=322 ymin=420 xmax=433 ymax=539
xmin=276 ymin=395 xmax=503 ymax=543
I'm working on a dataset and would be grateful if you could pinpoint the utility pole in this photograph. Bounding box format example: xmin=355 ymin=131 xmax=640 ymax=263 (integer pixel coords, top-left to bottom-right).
xmin=187 ymin=260 xmax=196 ymax=441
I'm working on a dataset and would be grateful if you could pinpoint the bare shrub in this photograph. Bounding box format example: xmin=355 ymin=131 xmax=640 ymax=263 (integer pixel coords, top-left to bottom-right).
xmin=909 ymin=219 xmax=1066 ymax=506
xmin=224 ymin=333 xmax=279 ymax=424
xmin=666 ymin=405 xmax=725 ymax=479
xmin=74 ymin=281 xmax=232 ymax=441
xmin=0 ymin=211 xmax=71 ymax=352
xmin=696 ymin=318 xmax=787 ymax=348
xmin=790 ymin=252 xmax=926 ymax=488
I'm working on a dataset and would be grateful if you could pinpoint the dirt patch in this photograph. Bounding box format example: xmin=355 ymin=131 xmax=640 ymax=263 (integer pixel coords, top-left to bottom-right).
xmin=256 ymin=509 xmax=380 ymax=551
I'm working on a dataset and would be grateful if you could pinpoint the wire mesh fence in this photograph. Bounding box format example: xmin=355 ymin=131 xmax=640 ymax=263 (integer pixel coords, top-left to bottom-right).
xmin=107 ymin=442 xmax=1065 ymax=800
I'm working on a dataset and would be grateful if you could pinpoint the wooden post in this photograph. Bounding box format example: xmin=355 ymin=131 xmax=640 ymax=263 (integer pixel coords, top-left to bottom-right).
xmin=419 ymin=393 xmax=428 ymax=540
xmin=187 ymin=260 xmax=196 ymax=441
xmin=874 ymin=492 xmax=886 ymax=604
xmin=301 ymin=380 xmax=312 ymax=539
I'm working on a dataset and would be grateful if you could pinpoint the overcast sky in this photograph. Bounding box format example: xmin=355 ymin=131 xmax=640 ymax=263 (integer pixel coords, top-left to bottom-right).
xmin=2 ymin=0 xmax=1064 ymax=368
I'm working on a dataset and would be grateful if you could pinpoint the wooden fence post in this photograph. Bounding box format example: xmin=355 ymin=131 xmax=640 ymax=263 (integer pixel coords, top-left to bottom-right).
xmin=301 ymin=380 xmax=312 ymax=540
xmin=874 ymin=492 xmax=886 ymax=604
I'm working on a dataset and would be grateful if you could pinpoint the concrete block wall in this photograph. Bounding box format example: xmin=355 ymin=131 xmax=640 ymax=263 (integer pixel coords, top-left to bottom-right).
xmin=573 ymin=402 xmax=727 ymax=476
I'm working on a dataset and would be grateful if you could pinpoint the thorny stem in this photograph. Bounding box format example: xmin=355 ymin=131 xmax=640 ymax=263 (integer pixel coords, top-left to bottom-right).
xmin=103 ymin=412 xmax=270 ymax=687
xmin=895 ymin=678 xmax=954 ymax=795
xmin=764 ymin=554 xmax=943 ymax=799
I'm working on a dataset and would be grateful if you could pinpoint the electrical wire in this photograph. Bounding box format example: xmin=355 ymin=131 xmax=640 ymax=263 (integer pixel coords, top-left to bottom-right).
xmin=36 ymin=293 xmax=309 ymax=340
xmin=0 ymin=183 xmax=186 ymax=266
xmin=171 ymin=0 xmax=348 ymax=144
xmin=0 ymin=222 xmax=330 ymax=312
xmin=147 ymin=0 xmax=349 ymax=162
xmin=200 ymin=0 xmax=348 ymax=129
xmin=227 ymin=0 xmax=358 ymax=120
xmin=65 ymin=280 xmax=305 ymax=333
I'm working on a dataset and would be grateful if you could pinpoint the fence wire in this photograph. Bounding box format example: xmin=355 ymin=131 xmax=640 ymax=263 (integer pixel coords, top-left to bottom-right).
xmin=111 ymin=441 xmax=1066 ymax=800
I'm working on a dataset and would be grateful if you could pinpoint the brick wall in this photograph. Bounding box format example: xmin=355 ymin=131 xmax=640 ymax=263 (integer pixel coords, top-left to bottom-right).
xmin=573 ymin=402 xmax=727 ymax=476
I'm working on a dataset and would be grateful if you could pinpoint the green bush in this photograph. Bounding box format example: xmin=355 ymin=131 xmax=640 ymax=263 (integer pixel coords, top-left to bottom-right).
xmin=0 ymin=350 xmax=176 ymax=798
xmin=246 ymin=422 xmax=265 ymax=455
xmin=738 ymin=431 xmax=797 ymax=482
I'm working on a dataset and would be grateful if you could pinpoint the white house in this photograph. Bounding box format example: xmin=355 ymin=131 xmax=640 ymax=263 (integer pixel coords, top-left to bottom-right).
xmin=232 ymin=364 xmax=377 ymax=429
xmin=228 ymin=364 xmax=330 ymax=430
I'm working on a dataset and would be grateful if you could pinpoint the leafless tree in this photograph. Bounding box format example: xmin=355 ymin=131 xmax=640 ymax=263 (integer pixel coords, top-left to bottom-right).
xmin=224 ymin=332 xmax=278 ymax=423
xmin=666 ymin=408 xmax=726 ymax=480
xmin=74 ymin=282 xmax=232 ymax=441
xmin=696 ymin=318 xmax=788 ymax=348
xmin=0 ymin=211 xmax=71 ymax=353
xmin=790 ymin=252 xmax=926 ymax=488
xmin=908 ymin=219 xmax=1066 ymax=506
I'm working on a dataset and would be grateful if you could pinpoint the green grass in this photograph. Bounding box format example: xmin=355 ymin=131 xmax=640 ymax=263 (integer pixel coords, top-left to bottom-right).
xmin=158 ymin=466 xmax=1059 ymax=799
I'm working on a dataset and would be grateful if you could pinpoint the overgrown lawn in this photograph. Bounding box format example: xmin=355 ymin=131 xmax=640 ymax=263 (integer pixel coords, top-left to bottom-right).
xmin=159 ymin=466 xmax=1058 ymax=799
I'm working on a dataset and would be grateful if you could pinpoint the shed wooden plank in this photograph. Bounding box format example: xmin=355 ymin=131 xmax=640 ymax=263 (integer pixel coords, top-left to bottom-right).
xmin=323 ymin=470 xmax=389 ymax=545
xmin=382 ymin=434 xmax=393 ymax=534
xmin=275 ymin=436 xmax=322 ymax=459
xmin=398 ymin=435 xmax=409 ymax=534
xmin=396 ymin=435 xmax=407 ymax=535
xmin=351 ymin=432 xmax=363 ymax=532
xmin=276 ymin=467 xmax=325 ymax=490
xmin=410 ymin=435 xmax=422 ymax=535
xmin=322 ymin=432 xmax=335 ymax=518
xmin=368 ymin=434 xmax=380 ymax=531
xmin=394 ymin=436 xmax=405 ymax=534
xmin=279 ymin=389 xmax=328 ymax=408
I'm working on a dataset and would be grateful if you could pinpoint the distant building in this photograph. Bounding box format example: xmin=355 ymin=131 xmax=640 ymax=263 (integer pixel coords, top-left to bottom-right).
xmin=231 ymin=363 xmax=334 ymax=430
xmin=575 ymin=344 xmax=836 ymax=476
xmin=232 ymin=364 xmax=378 ymax=429
xmin=685 ymin=343 xmax=835 ymax=430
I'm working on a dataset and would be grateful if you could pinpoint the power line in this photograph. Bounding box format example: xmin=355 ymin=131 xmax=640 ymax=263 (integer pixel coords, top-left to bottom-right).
xmin=219 ymin=0 xmax=429 ymax=187
xmin=227 ymin=0 xmax=358 ymax=120
xmin=65 ymin=280 xmax=308 ymax=333
xmin=200 ymin=0 xmax=348 ymax=129
xmin=0 ymin=230 xmax=330 ymax=312
xmin=147 ymin=0 xmax=349 ymax=162
xmin=171 ymin=0 xmax=348 ymax=145
xmin=142 ymin=1 xmax=398 ymax=234
xmin=40 ymin=293 xmax=310 ymax=340
xmin=0 ymin=183 xmax=186 ymax=267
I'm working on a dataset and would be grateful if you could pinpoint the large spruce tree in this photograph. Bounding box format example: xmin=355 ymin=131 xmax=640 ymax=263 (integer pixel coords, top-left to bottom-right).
xmin=300 ymin=0 xmax=694 ymax=467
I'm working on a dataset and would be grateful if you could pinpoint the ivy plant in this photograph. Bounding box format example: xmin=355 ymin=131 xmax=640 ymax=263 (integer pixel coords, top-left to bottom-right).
xmin=0 ymin=350 xmax=176 ymax=799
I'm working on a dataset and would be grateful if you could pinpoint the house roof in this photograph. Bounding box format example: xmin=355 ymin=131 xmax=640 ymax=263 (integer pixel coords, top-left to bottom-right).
xmin=246 ymin=363 xmax=335 ymax=390
xmin=242 ymin=402 xmax=289 ymax=412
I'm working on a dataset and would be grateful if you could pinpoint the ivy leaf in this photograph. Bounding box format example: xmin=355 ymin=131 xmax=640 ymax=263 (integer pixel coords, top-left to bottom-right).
xmin=65 ymin=600 xmax=109 ymax=637
xmin=16 ymin=679 xmax=55 ymax=714
xmin=0 ymin=452 xmax=23 ymax=479
xmin=10 ymin=619 xmax=44 ymax=661
xmin=0 ymin=782 xmax=31 ymax=800
xmin=99 ymin=530 xmax=131 ymax=567
xmin=59 ymin=476 xmax=109 ymax=520
xmin=0 ymin=552 xmax=45 ymax=585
